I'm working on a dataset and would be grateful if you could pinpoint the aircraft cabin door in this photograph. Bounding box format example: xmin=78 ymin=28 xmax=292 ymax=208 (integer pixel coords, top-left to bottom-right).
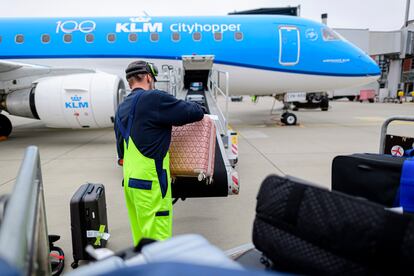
xmin=279 ymin=26 xmax=300 ymax=66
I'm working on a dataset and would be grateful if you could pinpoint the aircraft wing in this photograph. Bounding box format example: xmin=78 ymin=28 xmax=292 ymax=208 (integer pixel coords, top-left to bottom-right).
xmin=0 ymin=60 xmax=95 ymax=93
xmin=0 ymin=60 xmax=24 ymax=73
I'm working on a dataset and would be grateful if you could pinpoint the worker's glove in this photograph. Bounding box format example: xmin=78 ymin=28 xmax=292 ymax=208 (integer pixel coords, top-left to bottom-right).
xmin=117 ymin=159 xmax=124 ymax=166
xmin=199 ymin=105 xmax=208 ymax=114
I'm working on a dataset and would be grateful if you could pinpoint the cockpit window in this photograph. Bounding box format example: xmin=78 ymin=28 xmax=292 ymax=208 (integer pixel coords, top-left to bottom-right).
xmin=322 ymin=28 xmax=341 ymax=41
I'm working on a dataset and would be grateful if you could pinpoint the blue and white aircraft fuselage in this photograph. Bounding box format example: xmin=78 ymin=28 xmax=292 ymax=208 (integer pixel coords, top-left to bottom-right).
xmin=0 ymin=15 xmax=380 ymax=95
xmin=0 ymin=15 xmax=380 ymax=135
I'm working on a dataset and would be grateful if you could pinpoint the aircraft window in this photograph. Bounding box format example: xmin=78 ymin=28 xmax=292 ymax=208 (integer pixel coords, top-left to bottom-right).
xmin=193 ymin=32 xmax=201 ymax=41
xmin=214 ymin=32 xmax=223 ymax=41
xmin=150 ymin=33 xmax=159 ymax=42
xmin=107 ymin=33 xmax=116 ymax=43
xmin=234 ymin=32 xmax=243 ymax=41
xmin=15 ymin=34 xmax=24 ymax=44
xmin=129 ymin=33 xmax=138 ymax=42
xmin=41 ymin=34 xmax=50 ymax=44
xmin=322 ymin=28 xmax=341 ymax=41
xmin=85 ymin=34 xmax=94 ymax=43
xmin=172 ymin=32 xmax=180 ymax=42
xmin=63 ymin=34 xmax=72 ymax=43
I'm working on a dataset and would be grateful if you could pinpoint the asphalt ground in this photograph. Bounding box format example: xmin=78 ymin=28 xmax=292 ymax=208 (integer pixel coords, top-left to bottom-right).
xmin=1 ymin=97 xmax=414 ymax=271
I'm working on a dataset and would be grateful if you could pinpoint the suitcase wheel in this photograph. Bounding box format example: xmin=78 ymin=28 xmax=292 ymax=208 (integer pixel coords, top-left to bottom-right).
xmin=198 ymin=173 xmax=206 ymax=182
xmin=71 ymin=261 xmax=79 ymax=269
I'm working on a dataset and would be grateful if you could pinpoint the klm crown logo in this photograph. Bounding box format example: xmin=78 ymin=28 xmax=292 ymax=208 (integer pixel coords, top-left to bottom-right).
xmin=71 ymin=96 xmax=82 ymax=101
xmin=129 ymin=17 xmax=151 ymax=23
xmin=65 ymin=95 xmax=89 ymax=109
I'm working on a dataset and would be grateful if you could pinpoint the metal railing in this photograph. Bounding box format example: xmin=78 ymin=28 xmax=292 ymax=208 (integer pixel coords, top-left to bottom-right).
xmin=379 ymin=116 xmax=414 ymax=154
xmin=208 ymin=69 xmax=229 ymax=132
xmin=0 ymin=146 xmax=51 ymax=275
xmin=157 ymin=65 xmax=182 ymax=97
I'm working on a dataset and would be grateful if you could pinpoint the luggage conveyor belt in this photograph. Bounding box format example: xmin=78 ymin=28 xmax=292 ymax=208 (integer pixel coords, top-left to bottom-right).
xmin=171 ymin=89 xmax=239 ymax=199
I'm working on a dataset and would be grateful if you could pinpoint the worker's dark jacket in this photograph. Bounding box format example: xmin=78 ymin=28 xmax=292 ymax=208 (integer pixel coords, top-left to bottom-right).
xmin=114 ymin=88 xmax=204 ymax=182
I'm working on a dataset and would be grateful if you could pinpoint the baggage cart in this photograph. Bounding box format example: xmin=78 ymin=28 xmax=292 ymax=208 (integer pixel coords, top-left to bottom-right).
xmin=379 ymin=116 xmax=414 ymax=155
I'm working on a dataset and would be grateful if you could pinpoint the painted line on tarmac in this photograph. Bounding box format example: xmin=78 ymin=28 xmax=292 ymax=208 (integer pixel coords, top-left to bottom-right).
xmin=354 ymin=116 xmax=385 ymax=122
xmin=238 ymin=132 xmax=285 ymax=175
xmin=241 ymin=130 xmax=269 ymax=139
xmin=355 ymin=117 xmax=414 ymax=125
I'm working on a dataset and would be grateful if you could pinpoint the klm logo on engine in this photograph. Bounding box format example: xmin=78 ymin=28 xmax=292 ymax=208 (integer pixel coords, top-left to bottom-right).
xmin=65 ymin=96 xmax=89 ymax=109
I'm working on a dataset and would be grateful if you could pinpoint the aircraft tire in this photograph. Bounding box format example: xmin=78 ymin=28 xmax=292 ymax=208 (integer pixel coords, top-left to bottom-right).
xmin=281 ymin=113 xmax=287 ymax=124
xmin=320 ymin=97 xmax=329 ymax=111
xmin=0 ymin=114 xmax=12 ymax=138
xmin=282 ymin=112 xmax=297 ymax=126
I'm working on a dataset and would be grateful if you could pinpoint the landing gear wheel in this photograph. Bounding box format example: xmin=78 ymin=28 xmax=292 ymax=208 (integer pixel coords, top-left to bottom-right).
xmin=281 ymin=112 xmax=297 ymax=126
xmin=0 ymin=114 xmax=12 ymax=138
xmin=320 ymin=97 xmax=329 ymax=111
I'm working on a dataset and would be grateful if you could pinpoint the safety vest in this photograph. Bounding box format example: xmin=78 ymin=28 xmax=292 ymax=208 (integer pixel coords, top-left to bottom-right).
xmin=116 ymin=91 xmax=172 ymax=245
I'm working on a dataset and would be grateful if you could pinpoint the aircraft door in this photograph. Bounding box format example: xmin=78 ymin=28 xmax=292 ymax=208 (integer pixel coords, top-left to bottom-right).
xmin=279 ymin=26 xmax=300 ymax=66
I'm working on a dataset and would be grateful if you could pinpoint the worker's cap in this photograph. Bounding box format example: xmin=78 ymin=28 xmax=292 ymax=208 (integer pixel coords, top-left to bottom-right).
xmin=125 ymin=60 xmax=158 ymax=81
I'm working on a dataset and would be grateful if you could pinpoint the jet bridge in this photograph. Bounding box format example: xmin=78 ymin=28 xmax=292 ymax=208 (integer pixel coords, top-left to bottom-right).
xmin=162 ymin=55 xmax=239 ymax=199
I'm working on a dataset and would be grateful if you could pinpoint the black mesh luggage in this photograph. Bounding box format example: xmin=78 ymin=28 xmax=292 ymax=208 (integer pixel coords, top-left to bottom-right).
xmin=253 ymin=175 xmax=414 ymax=275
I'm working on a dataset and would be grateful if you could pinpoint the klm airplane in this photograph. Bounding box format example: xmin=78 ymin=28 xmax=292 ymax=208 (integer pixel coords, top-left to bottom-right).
xmin=0 ymin=15 xmax=380 ymax=137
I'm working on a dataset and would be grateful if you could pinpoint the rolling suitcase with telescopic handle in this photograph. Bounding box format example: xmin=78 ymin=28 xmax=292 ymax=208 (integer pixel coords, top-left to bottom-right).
xmin=70 ymin=183 xmax=109 ymax=268
xmin=170 ymin=116 xmax=216 ymax=183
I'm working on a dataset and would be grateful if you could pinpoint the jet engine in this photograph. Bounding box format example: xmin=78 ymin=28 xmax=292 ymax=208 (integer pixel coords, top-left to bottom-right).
xmin=1 ymin=72 xmax=125 ymax=128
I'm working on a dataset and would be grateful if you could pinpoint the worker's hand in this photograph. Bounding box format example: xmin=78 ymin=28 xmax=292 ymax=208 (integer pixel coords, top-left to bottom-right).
xmin=199 ymin=105 xmax=208 ymax=114
xmin=117 ymin=159 xmax=124 ymax=166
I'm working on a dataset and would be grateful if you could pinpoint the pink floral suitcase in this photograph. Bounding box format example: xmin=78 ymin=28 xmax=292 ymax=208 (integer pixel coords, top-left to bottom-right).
xmin=170 ymin=116 xmax=216 ymax=182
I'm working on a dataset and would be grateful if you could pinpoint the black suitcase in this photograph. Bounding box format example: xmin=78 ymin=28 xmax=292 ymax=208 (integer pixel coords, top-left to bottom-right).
xmin=332 ymin=153 xmax=406 ymax=207
xmin=70 ymin=183 xmax=108 ymax=268
xmin=253 ymin=175 xmax=414 ymax=275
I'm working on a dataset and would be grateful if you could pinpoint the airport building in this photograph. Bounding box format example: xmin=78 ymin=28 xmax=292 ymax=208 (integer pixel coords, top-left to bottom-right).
xmin=329 ymin=8 xmax=414 ymax=101
xmin=333 ymin=26 xmax=411 ymax=101
xmin=231 ymin=6 xmax=414 ymax=102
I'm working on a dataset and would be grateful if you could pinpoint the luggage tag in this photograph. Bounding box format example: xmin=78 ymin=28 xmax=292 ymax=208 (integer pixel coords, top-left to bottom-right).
xmin=86 ymin=224 xmax=110 ymax=246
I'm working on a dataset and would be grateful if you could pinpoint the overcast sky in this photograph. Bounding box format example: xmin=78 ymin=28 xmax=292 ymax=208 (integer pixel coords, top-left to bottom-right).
xmin=0 ymin=0 xmax=411 ymax=31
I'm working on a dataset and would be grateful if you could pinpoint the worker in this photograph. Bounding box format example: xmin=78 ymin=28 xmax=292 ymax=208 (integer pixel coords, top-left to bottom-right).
xmin=114 ymin=61 xmax=204 ymax=245
xmin=397 ymin=90 xmax=404 ymax=104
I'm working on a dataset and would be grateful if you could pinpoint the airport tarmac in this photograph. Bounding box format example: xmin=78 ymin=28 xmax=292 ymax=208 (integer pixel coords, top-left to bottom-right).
xmin=1 ymin=98 xmax=414 ymax=270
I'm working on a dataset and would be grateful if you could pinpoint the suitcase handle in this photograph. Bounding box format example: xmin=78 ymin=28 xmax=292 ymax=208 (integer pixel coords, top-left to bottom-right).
xmin=87 ymin=184 xmax=94 ymax=194
xmin=380 ymin=116 xmax=414 ymax=154
xmin=357 ymin=164 xmax=372 ymax=171
xmin=96 ymin=187 xmax=103 ymax=196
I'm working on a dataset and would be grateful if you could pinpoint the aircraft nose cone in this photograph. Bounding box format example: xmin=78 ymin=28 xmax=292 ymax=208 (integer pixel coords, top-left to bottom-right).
xmin=359 ymin=55 xmax=381 ymax=77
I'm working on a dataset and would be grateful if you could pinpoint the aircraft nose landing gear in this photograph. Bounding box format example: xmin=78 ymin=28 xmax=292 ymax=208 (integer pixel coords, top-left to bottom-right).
xmin=270 ymin=95 xmax=299 ymax=126
xmin=280 ymin=100 xmax=297 ymax=126
xmin=0 ymin=113 xmax=12 ymax=139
